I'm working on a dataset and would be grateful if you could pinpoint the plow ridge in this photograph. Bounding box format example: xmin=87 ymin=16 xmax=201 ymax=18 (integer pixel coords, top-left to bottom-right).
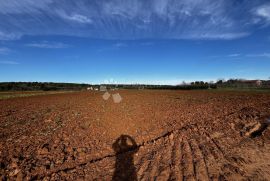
xmin=33 ymin=124 xmax=193 ymax=178
xmin=33 ymin=122 xmax=246 ymax=180
xmin=3 ymin=103 xmax=267 ymax=180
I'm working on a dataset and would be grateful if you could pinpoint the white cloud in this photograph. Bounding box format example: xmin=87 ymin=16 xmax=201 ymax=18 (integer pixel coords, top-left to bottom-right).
xmin=0 ymin=60 xmax=19 ymax=65
xmin=0 ymin=47 xmax=11 ymax=54
xmin=25 ymin=41 xmax=70 ymax=48
xmin=57 ymin=11 xmax=92 ymax=24
xmin=255 ymin=4 xmax=270 ymax=21
xmin=68 ymin=14 xmax=92 ymax=24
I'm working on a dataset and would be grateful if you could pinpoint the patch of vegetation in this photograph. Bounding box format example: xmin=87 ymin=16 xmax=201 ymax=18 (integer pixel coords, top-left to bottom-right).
xmin=0 ymin=91 xmax=70 ymax=100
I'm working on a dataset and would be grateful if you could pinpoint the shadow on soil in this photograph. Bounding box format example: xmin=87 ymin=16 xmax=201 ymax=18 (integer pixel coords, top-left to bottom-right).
xmin=112 ymin=135 xmax=138 ymax=181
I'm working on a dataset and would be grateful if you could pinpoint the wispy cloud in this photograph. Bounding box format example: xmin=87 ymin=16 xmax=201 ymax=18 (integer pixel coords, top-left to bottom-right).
xmin=0 ymin=0 xmax=267 ymax=40
xmin=247 ymin=53 xmax=270 ymax=58
xmin=0 ymin=31 xmax=21 ymax=41
xmin=228 ymin=54 xmax=241 ymax=57
xmin=0 ymin=47 xmax=11 ymax=55
xmin=25 ymin=41 xmax=70 ymax=49
xmin=0 ymin=0 xmax=52 ymax=14
xmin=57 ymin=11 xmax=92 ymax=24
xmin=254 ymin=4 xmax=270 ymax=23
xmin=140 ymin=42 xmax=154 ymax=46
xmin=113 ymin=43 xmax=127 ymax=48
xmin=66 ymin=14 xmax=92 ymax=24
xmin=0 ymin=60 xmax=19 ymax=65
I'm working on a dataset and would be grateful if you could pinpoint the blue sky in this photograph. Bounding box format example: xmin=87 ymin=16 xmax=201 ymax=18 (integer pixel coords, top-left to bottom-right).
xmin=0 ymin=0 xmax=270 ymax=84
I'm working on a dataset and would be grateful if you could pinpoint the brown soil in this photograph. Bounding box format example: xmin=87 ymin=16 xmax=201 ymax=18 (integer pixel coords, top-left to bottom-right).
xmin=1 ymin=90 xmax=270 ymax=180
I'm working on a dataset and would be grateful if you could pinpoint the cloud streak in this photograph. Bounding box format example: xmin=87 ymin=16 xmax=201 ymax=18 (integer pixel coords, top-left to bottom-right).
xmin=247 ymin=53 xmax=270 ymax=58
xmin=0 ymin=31 xmax=21 ymax=41
xmin=0 ymin=60 xmax=19 ymax=65
xmin=228 ymin=54 xmax=241 ymax=57
xmin=113 ymin=43 xmax=127 ymax=48
xmin=97 ymin=42 xmax=128 ymax=52
xmin=211 ymin=52 xmax=270 ymax=60
xmin=0 ymin=47 xmax=11 ymax=54
xmin=25 ymin=41 xmax=70 ymax=49
xmin=56 ymin=10 xmax=92 ymax=24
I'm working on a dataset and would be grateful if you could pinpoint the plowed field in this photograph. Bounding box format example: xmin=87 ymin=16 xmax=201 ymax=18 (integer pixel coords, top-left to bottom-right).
xmin=1 ymin=90 xmax=270 ymax=180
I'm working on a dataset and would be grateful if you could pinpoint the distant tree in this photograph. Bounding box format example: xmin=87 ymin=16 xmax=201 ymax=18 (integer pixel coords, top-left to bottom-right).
xmin=216 ymin=79 xmax=225 ymax=84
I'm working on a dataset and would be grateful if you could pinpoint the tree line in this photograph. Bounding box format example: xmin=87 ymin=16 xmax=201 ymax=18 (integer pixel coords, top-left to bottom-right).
xmin=1 ymin=79 xmax=269 ymax=91
xmin=0 ymin=81 xmax=216 ymax=91
xmin=0 ymin=82 xmax=91 ymax=91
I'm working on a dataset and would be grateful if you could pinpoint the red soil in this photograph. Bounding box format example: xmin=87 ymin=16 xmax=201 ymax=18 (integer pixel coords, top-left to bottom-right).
xmin=1 ymin=90 xmax=270 ymax=180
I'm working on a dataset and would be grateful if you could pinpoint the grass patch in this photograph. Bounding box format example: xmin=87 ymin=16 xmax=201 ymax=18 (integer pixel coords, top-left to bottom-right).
xmin=0 ymin=91 xmax=74 ymax=100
